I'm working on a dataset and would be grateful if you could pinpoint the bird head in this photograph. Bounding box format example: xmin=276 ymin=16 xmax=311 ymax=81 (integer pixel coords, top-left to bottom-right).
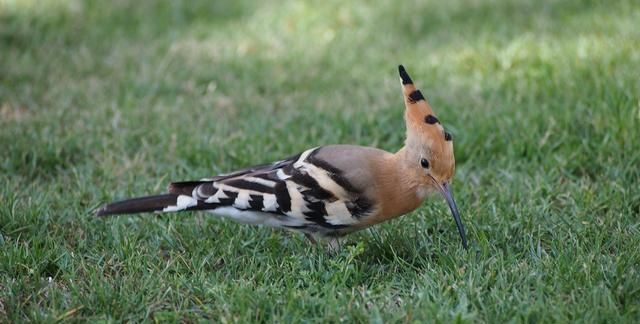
xmin=398 ymin=65 xmax=468 ymax=249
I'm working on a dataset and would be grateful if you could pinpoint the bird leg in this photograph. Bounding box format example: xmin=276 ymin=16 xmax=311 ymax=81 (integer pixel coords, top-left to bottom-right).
xmin=304 ymin=233 xmax=318 ymax=245
xmin=326 ymin=237 xmax=341 ymax=254
xmin=304 ymin=233 xmax=342 ymax=254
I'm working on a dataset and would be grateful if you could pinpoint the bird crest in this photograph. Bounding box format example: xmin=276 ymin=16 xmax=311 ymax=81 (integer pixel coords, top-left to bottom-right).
xmin=398 ymin=65 xmax=456 ymax=183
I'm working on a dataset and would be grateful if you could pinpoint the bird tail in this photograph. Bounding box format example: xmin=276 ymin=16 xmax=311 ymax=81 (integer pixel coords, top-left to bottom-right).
xmin=96 ymin=181 xmax=212 ymax=216
xmin=96 ymin=194 xmax=184 ymax=216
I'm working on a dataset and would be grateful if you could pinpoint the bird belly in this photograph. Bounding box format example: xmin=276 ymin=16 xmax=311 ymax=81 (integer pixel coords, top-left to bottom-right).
xmin=204 ymin=206 xmax=362 ymax=237
xmin=206 ymin=207 xmax=305 ymax=228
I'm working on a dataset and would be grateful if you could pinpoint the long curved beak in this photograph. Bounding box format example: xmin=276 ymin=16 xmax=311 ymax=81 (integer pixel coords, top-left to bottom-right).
xmin=440 ymin=182 xmax=468 ymax=249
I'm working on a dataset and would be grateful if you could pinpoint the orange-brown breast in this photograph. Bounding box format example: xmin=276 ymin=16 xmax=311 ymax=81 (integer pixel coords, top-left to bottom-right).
xmin=356 ymin=148 xmax=425 ymax=229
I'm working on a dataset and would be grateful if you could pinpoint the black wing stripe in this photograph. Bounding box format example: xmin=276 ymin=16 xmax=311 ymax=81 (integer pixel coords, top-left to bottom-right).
xmin=273 ymin=152 xmax=302 ymax=168
xmin=305 ymin=149 xmax=361 ymax=194
xmin=195 ymin=183 xmax=218 ymax=199
xmin=248 ymin=194 xmax=264 ymax=210
xmin=346 ymin=197 xmax=374 ymax=218
xmin=217 ymin=190 xmax=238 ymax=205
xmin=274 ymin=182 xmax=292 ymax=213
xmin=289 ymin=169 xmax=336 ymax=200
xmin=251 ymin=172 xmax=280 ymax=181
xmin=196 ymin=152 xmax=301 ymax=183
xmin=302 ymin=199 xmax=347 ymax=229
xmin=223 ymin=179 xmax=275 ymax=194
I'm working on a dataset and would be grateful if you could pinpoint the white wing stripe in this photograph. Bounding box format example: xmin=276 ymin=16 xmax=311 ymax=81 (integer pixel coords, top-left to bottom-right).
xmin=163 ymin=195 xmax=198 ymax=212
xmin=299 ymin=162 xmax=349 ymax=198
xmin=243 ymin=176 xmax=277 ymax=187
xmin=262 ymin=194 xmax=279 ymax=212
xmin=293 ymin=147 xmax=318 ymax=168
xmin=325 ymin=201 xmax=357 ymax=225
xmin=205 ymin=187 xmax=228 ymax=203
xmin=285 ymin=180 xmax=307 ymax=219
xmin=276 ymin=169 xmax=290 ymax=180
xmin=234 ymin=190 xmax=251 ymax=209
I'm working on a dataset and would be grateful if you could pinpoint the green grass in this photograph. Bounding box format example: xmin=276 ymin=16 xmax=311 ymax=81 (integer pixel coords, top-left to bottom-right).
xmin=1 ymin=0 xmax=639 ymax=321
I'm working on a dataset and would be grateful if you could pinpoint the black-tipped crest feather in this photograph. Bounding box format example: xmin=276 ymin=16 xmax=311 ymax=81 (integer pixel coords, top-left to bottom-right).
xmin=398 ymin=65 xmax=413 ymax=84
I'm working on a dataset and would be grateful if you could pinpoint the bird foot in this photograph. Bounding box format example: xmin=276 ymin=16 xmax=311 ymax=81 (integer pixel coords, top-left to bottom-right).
xmin=303 ymin=233 xmax=342 ymax=254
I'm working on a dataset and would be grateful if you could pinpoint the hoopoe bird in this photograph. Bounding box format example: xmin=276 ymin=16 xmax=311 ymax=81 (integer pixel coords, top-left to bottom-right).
xmin=97 ymin=65 xmax=468 ymax=249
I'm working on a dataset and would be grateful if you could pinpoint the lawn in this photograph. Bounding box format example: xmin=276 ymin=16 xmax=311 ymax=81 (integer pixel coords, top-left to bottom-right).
xmin=1 ymin=0 xmax=639 ymax=322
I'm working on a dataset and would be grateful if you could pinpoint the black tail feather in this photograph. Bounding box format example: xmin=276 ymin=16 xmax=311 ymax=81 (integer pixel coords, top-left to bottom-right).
xmin=168 ymin=181 xmax=207 ymax=195
xmin=96 ymin=194 xmax=180 ymax=216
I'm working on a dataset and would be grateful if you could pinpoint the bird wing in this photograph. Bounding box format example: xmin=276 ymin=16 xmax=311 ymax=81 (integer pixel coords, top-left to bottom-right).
xmin=166 ymin=146 xmax=377 ymax=234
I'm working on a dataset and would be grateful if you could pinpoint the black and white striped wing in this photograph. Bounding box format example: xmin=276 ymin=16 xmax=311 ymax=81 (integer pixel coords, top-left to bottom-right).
xmin=166 ymin=147 xmax=375 ymax=235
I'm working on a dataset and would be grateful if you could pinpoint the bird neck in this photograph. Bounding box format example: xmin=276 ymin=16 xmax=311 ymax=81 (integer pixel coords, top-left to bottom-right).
xmin=371 ymin=146 xmax=427 ymax=221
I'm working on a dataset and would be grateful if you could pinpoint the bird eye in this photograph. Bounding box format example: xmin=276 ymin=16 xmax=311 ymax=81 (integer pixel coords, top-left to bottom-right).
xmin=420 ymin=158 xmax=430 ymax=169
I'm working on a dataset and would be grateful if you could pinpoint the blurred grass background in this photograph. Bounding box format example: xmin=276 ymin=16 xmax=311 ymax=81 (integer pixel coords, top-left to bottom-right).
xmin=1 ymin=0 xmax=639 ymax=321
